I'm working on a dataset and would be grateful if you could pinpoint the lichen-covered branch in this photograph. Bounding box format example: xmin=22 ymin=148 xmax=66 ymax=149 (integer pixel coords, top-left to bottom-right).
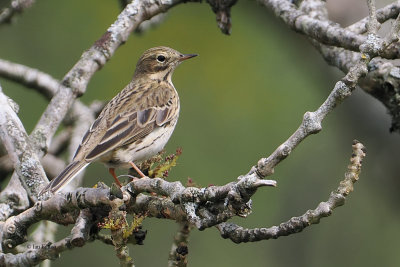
xmin=0 ymin=231 xmax=88 ymax=266
xmin=0 ymin=86 xmax=47 ymax=202
xmin=0 ymin=150 xmax=66 ymax=180
xmin=0 ymin=174 xmax=271 ymax=265
xmin=217 ymin=140 xmax=366 ymax=243
xmin=70 ymin=209 xmax=93 ymax=247
xmin=366 ymin=0 xmax=379 ymax=34
xmin=125 ymin=176 xmax=276 ymax=229
xmin=0 ymin=175 xmax=29 ymax=221
xmin=0 ymin=187 xmax=112 ymax=251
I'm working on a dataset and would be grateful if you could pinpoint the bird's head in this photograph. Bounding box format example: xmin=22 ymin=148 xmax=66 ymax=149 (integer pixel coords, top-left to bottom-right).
xmin=133 ymin=46 xmax=197 ymax=82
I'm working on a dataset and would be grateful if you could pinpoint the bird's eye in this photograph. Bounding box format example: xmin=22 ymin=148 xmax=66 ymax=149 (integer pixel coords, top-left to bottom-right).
xmin=156 ymin=55 xmax=166 ymax=63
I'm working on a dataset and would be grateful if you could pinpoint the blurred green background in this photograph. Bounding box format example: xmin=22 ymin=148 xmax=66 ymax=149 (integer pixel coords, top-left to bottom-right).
xmin=1 ymin=0 xmax=400 ymax=266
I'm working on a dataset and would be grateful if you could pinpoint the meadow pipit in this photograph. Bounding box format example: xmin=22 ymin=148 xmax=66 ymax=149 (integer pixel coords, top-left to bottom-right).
xmin=40 ymin=46 xmax=197 ymax=195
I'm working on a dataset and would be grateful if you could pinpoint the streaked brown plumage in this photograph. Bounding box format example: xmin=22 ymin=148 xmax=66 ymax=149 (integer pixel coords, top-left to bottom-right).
xmin=40 ymin=46 xmax=197 ymax=195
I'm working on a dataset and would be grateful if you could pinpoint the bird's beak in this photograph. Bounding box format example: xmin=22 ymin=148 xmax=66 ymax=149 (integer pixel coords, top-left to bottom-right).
xmin=179 ymin=54 xmax=198 ymax=61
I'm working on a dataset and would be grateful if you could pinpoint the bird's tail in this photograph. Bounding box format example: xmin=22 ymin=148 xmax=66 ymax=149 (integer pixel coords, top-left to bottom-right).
xmin=39 ymin=161 xmax=89 ymax=195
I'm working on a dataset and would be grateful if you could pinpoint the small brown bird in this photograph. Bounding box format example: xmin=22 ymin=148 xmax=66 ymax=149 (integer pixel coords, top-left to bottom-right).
xmin=40 ymin=46 xmax=197 ymax=195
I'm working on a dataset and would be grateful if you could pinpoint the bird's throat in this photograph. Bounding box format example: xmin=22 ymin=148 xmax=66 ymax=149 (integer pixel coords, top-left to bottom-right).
xmin=148 ymin=68 xmax=173 ymax=85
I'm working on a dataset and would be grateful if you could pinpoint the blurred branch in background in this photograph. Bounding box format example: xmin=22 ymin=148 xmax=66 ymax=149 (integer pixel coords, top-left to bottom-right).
xmin=0 ymin=0 xmax=35 ymax=25
xmin=0 ymin=0 xmax=399 ymax=266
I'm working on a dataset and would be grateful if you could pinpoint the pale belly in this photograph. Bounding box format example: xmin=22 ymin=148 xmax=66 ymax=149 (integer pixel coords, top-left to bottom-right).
xmin=100 ymin=121 xmax=177 ymax=169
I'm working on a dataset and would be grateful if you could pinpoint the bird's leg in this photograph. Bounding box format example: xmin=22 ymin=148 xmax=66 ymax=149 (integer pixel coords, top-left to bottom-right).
xmin=129 ymin=161 xmax=146 ymax=178
xmin=109 ymin=168 xmax=122 ymax=187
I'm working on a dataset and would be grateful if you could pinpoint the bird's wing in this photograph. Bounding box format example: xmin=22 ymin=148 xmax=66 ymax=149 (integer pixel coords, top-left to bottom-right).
xmin=74 ymin=84 xmax=178 ymax=162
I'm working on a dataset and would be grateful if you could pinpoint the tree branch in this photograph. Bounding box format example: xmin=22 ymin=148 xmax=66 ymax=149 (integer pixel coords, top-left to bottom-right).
xmin=0 ymin=86 xmax=47 ymax=202
xmin=302 ymin=0 xmax=400 ymax=133
xmin=0 ymin=187 xmax=112 ymax=251
xmin=217 ymin=140 xmax=366 ymax=243
xmin=125 ymin=176 xmax=276 ymax=229
xmin=253 ymin=59 xmax=367 ymax=178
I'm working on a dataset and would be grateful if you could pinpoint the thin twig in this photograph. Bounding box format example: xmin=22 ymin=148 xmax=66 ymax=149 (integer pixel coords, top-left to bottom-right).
xmin=168 ymin=223 xmax=192 ymax=267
